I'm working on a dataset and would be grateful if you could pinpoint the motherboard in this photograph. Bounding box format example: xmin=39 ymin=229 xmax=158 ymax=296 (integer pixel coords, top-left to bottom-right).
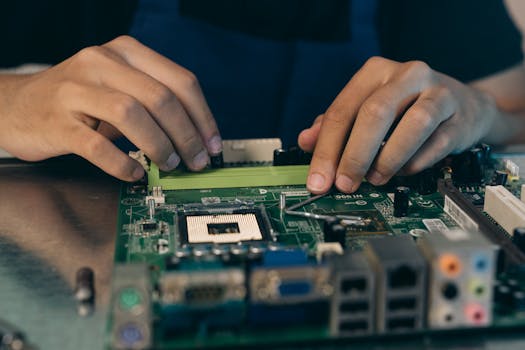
xmin=106 ymin=140 xmax=525 ymax=349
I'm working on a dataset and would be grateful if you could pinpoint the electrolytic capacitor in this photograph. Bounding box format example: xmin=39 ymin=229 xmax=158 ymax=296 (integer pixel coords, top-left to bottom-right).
xmin=393 ymin=186 xmax=410 ymax=217
xmin=210 ymin=152 xmax=224 ymax=168
xmin=413 ymin=168 xmax=437 ymax=195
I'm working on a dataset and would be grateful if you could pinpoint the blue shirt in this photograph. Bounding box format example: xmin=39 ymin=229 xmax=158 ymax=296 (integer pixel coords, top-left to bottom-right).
xmin=129 ymin=0 xmax=379 ymax=146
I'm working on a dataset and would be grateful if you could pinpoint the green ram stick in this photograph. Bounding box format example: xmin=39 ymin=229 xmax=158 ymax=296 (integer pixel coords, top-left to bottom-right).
xmin=147 ymin=163 xmax=309 ymax=190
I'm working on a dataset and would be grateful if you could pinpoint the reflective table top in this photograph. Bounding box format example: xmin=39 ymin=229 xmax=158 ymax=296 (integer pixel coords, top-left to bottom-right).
xmin=1 ymin=155 xmax=525 ymax=350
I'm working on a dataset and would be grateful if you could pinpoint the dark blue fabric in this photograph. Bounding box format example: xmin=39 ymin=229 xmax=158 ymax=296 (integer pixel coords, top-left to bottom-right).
xmin=129 ymin=0 xmax=379 ymax=146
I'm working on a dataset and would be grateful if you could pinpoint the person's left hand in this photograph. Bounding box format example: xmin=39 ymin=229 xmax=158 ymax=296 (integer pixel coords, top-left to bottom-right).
xmin=298 ymin=56 xmax=500 ymax=194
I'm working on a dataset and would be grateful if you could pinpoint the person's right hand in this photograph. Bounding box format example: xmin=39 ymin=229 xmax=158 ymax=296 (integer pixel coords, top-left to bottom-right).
xmin=0 ymin=35 xmax=222 ymax=181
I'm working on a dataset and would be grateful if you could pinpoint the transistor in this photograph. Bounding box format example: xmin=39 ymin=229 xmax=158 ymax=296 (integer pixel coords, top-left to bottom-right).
xmin=393 ymin=186 xmax=410 ymax=217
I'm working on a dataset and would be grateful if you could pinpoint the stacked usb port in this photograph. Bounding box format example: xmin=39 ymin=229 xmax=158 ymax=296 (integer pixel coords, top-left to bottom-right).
xmin=329 ymin=252 xmax=375 ymax=336
xmin=365 ymin=236 xmax=427 ymax=333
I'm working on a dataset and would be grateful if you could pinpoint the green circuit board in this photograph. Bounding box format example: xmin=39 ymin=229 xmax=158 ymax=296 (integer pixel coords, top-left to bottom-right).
xmin=107 ymin=145 xmax=525 ymax=350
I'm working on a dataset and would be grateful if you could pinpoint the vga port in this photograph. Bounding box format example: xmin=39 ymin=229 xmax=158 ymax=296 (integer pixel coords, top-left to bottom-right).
xmin=250 ymin=265 xmax=332 ymax=304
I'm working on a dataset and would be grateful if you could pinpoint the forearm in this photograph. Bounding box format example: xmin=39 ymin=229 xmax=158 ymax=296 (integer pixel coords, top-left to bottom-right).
xmin=471 ymin=62 xmax=525 ymax=145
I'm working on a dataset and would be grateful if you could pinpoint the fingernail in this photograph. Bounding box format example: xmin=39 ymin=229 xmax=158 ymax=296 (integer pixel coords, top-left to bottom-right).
xmin=132 ymin=166 xmax=145 ymax=180
xmin=164 ymin=152 xmax=180 ymax=170
xmin=193 ymin=150 xmax=209 ymax=169
xmin=307 ymin=173 xmax=326 ymax=192
xmin=367 ymin=170 xmax=384 ymax=185
xmin=335 ymin=174 xmax=354 ymax=193
xmin=208 ymin=135 xmax=223 ymax=155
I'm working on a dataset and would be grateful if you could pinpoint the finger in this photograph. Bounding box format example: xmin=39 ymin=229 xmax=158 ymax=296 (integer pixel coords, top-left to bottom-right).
xmin=62 ymin=82 xmax=180 ymax=172
xmin=402 ymin=123 xmax=458 ymax=175
xmin=104 ymin=36 xmax=222 ymax=155
xmin=70 ymin=125 xmax=145 ymax=181
xmin=335 ymin=61 xmax=434 ymax=193
xmin=366 ymin=87 xmax=456 ymax=184
xmin=307 ymin=57 xmax=398 ymax=194
xmin=75 ymin=46 xmax=208 ymax=170
xmin=96 ymin=122 xmax=122 ymax=140
xmin=298 ymin=114 xmax=324 ymax=152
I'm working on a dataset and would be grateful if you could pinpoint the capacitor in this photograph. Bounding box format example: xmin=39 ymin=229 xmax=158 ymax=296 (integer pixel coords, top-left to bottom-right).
xmin=466 ymin=147 xmax=484 ymax=184
xmin=393 ymin=186 xmax=410 ymax=217
xmin=412 ymin=168 xmax=437 ymax=195
xmin=74 ymin=267 xmax=95 ymax=302
xmin=512 ymin=227 xmax=525 ymax=254
xmin=210 ymin=152 xmax=224 ymax=168
xmin=323 ymin=217 xmax=346 ymax=248
xmin=273 ymin=148 xmax=288 ymax=166
xmin=494 ymin=170 xmax=508 ymax=186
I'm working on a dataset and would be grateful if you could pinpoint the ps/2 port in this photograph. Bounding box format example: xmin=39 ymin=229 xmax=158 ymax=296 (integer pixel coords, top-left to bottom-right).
xmin=439 ymin=254 xmax=462 ymax=277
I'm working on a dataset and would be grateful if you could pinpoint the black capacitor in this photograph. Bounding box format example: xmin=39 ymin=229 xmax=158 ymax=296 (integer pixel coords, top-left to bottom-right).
xmin=74 ymin=267 xmax=95 ymax=302
xmin=393 ymin=186 xmax=410 ymax=217
xmin=466 ymin=147 xmax=484 ymax=184
xmin=412 ymin=168 xmax=437 ymax=195
xmin=323 ymin=218 xmax=347 ymax=248
xmin=494 ymin=170 xmax=508 ymax=186
xmin=512 ymin=227 xmax=525 ymax=254
xmin=210 ymin=152 xmax=224 ymax=168
xmin=273 ymin=148 xmax=288 ymax=166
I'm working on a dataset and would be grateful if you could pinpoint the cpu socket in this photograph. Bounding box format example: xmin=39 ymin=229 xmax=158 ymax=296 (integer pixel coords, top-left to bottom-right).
xmin=178 ymin=207 xmax=272 ymax=245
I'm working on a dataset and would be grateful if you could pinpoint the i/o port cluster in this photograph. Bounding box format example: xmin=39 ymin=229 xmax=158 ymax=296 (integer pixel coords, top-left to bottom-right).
xmin=418 ymin=228 xmax=497 ymax=328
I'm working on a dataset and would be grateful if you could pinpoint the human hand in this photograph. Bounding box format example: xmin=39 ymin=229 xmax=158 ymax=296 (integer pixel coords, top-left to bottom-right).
xmin=0 ymin=36 xmax=221 ymax=181
xmin=298 ymin=56 xmax=499 ymax=194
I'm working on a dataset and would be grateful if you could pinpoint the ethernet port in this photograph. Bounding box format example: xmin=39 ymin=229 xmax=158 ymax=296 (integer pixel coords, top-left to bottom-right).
xmin=341 ymin=277 xmax=367 ymax=294
xmin=388 ymin=297 xmax=417 ymax=311
xmin=387 ymin=317 xmax=416 ymax=331
xmin=388 ymin=265 xmax=417 ymax=289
